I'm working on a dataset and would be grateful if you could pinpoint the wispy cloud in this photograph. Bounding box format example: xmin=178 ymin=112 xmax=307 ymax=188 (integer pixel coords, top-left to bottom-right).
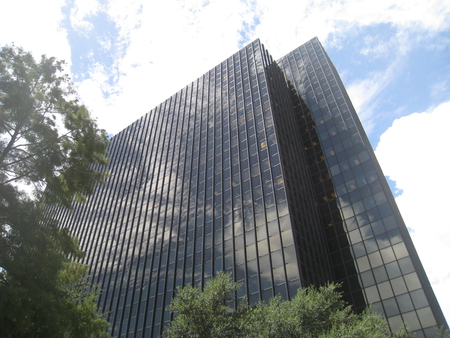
xmin=430 ymin=79 xmax=450 ymax=103
xmin=346 ymin=52 xmax=403 ymax=133
xmin=69 ymin=0 xmax=101 ymax=35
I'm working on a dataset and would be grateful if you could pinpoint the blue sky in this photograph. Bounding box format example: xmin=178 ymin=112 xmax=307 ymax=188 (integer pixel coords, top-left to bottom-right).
xmin=2 ymin=0 xmax=449 ymax=324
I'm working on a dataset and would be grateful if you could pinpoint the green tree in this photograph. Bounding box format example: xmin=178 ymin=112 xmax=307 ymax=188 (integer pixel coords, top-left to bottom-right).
xmin=0 ymin=45 xmax=110 ymax=337
xmin=164 ymin=272 xmax=410 ymax=338
xmin=57 ymin=261 xmax=111 ymax=338
xmin=165 ymin=272 xmax=249 ymax=338
xmin=0 ymin=44 xmax=109 ymax=207
xmin=0 ymin=188 xmax=110 ymax=337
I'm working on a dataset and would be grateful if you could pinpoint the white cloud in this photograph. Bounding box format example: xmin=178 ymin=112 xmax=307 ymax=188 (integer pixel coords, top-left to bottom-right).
xmin=375 ymin=101 xmax=450 ymax=324
xmin=0 ymin=0 xmax=71 ymax=66
xmin=3 ymin=0 xmax=449 ymax=135
xmin=70 ymin=0 xmax=101 ymax=35
xmin=250 ymin=0 xmax=450 ymax=56
xmin=70 ymin=0 xmax=450 ymax=134
xmin=74 ymin=0 xmax=258 ymax=134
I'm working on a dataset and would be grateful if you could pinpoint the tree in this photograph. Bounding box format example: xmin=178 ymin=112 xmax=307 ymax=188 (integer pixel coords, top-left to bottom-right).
xmin=57 ymin=261 xmax=111 ymax=338
xmin=165 ymin=272 xmax=249 ymax=338
xmin=0 ymin=188 xmax=111 ymax=337
xmin=0 ymin=44 xmax=109 ymax=207
xmin=0 ymin=45 xmax=110 ymax=337
xmin=163 ymin=272 xmax=410 ymax=338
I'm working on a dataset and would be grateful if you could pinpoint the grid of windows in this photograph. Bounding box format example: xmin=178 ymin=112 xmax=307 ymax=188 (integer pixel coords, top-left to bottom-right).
xmin=51 ymin=38 xmax=448 ymax=338
xmin=55 ymin=40 xmax=304 ymax=337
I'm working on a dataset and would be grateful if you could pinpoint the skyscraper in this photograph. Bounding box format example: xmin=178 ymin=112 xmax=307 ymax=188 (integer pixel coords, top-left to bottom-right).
xmin=52 ymin=38 xmax=448 ymax=337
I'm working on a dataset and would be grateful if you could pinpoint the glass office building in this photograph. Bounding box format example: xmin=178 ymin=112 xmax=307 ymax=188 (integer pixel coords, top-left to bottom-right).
xmin=52 ymin=38 xmax=448 ymax=337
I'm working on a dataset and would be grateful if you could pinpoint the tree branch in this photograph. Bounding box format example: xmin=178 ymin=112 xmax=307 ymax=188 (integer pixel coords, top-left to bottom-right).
xmin=2 ymin=168 xmax=40 ymax=185
xmin=0 ymin=122 xmax=23 ymax=167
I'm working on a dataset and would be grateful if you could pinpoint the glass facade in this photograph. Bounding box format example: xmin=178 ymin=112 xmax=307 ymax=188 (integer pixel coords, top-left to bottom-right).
xmin=277 ymin=37 xmax=447 ymax=337
xmin=51 ymin=38 xmax=448 ymax=337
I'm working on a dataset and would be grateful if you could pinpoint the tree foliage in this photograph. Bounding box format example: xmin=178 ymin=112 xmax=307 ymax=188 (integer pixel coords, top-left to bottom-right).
xmin=0 ymin=45 xmax=110 ymax=337
xmin=164 ymin=272 xmax=410 ymax=338
xmin=0 ymin=44 xmax=109 ymax=207
xmin=0 ymin=188 xmax=110 ymax=337
xmin=165 ymin=272 xmax=248 ymax=338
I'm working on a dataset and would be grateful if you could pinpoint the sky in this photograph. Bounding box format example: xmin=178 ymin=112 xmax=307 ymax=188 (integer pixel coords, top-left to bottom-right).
xmin=2 ymin=0 xmax=449 ymax=325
